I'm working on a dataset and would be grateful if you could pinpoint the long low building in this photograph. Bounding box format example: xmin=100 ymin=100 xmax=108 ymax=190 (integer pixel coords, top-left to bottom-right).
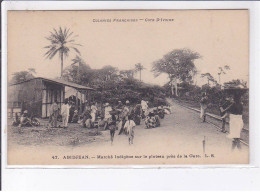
xmin=8 ymin=77 xmax=94 ymax=118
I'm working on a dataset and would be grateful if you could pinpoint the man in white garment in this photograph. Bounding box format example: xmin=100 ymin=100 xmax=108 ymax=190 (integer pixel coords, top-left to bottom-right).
xmin=90 ymin=102 xmax=98 ymax=122
xmin=124 ymin=115 xmax=136 ymax=145
xmin=141 ymin=100 xmax=148 ymax=116
xmin=104 ymin=103 xmax=112 ymax=120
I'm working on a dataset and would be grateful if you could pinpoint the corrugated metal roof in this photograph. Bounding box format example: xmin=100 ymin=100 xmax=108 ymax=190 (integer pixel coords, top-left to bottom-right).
xmin=10 ymin=77 xmax=94 ymax=91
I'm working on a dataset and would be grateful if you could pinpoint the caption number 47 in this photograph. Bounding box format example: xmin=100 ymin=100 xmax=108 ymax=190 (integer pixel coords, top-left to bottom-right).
xmin=52 ymin=156 xmax=59 ymax=159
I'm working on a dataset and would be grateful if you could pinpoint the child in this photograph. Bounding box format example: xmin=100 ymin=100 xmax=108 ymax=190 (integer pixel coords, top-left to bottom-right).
xmin=108 ymin=114 xmax=117 ymax=145
xmin=124 ymin=115 xmax=136 ymax=145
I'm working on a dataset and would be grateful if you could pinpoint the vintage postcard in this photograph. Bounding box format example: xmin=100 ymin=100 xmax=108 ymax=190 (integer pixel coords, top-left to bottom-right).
xmin=6 ymin=10 xmax=249 ymax=165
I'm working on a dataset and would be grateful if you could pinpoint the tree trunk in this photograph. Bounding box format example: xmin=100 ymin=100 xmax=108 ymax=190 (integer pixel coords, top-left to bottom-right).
xmin=77 ymin=62 xmax=80 ymax=83
xmin=169 ymin=76 xmax=175 ymax=97
xmin=60 ymin=52 xmax=64 ymax=78
xmin=175 ymin=83 xmax=178 ymax=97
xmin=76 ymin=91 xmax=78 ymax=111
xmin=174 ymin=79 xmax=178 ymax=97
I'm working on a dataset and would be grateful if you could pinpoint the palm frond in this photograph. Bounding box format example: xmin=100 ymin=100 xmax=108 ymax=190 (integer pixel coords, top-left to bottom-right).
xmin=71 ymin=43 xmax=82 ymax=46
xmin=44 ymin=27 xmax=82 ymax=75
xmin=49 ymin=48 xmax=61 ymax=59
xmin=72 ymin=47 xmax=81 ymax=55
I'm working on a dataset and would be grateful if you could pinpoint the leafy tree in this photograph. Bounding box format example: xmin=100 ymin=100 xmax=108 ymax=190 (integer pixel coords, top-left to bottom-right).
xmin=62 ymin=61 xmax=168 ymax=106
xmin=71 ymin=55 xmax=87 ymax=67
xmin=44 ymin=27 xmax=81 ymax=77
xmin=98 ymin=65 xmax=119 ymax=82
xmin=135 ymin=63 xmax=145 ymax=81
xmin=63 ymin=56 xmax=94 ymax=85
xmin=152 ymin=48 xmax=201 ymax=96
xmin=119 ymin=69 xmax=135 ymax=79
xmin=201 ymin=73 xmax=217 ymax=86
xmin=11 ymin=68 xmax=36 ymax=84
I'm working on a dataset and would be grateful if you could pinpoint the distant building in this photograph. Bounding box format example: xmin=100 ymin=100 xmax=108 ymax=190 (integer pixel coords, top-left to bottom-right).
xmin=8 ymin=77 xmax=94 ymax=118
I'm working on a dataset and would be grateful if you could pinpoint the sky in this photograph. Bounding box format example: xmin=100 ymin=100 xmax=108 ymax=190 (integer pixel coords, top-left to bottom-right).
xmin=7 ymin=10 xmax=249 ymax=86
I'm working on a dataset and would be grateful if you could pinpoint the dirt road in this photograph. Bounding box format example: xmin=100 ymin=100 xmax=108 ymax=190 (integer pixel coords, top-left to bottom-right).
xmin=7 ymin=100 xmax=249 ymax=165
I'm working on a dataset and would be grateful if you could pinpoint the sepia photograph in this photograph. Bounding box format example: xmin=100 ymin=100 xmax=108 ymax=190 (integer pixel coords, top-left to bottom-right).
xmin=6 ymin=10 xmax=249 ymax=165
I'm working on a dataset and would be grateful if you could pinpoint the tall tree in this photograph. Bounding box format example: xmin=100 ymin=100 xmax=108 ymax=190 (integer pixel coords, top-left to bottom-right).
xmin=63 ymin=56 xmax=93 ymax=85
xmin=44 ymin=27 xmax=81 ymax=77
xmin=11 ymin=68 xmax=36 ymax=84
xmin=135 ymin=63 xmax=145 ymax=81
xmin=152 ymin=48 xmax=201 ymax=96
xmin=71 ymin=55 xmax=87 ymax=83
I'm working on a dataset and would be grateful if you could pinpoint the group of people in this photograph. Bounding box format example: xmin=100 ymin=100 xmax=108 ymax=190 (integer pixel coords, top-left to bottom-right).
xmin=200 ymin=92 xmax=245 ymax=150
xmin=12 ymin=110 xmax=40 ymax=130
xmin=47 ymin=98 xmax=166 ymax=145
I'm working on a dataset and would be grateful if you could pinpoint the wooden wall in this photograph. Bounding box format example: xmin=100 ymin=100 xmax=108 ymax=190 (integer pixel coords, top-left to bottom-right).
xmin=8 ymin=79 xmax=43 ymax=117
xmin=8 ymin=79 xmax=65 ymax=118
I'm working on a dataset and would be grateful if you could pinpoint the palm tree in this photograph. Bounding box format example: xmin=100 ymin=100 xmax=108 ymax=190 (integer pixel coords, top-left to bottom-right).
xmin=44 ymin=27 xmax=81 ymax=77
xmin=71 ymin=55 xmax=87 ymax=83
xmin=135 ymin=63 xmax=145 ymax=81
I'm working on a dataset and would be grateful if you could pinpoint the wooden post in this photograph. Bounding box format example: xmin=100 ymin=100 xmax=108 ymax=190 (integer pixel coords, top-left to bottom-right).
xmin=80 ymin=92 xmax=82 ymax=114
xmin=203 ymin=136 xmax=206 ymax=154
xmin=88 ymin=90 xmax=90 ymax=103
xmin=84 ymin=92 xmax=87 ymax=110
xmin=76 ymin=90 xmax=78 ymax=111
xmin=45 ymin=89 xmax=48 ymax=118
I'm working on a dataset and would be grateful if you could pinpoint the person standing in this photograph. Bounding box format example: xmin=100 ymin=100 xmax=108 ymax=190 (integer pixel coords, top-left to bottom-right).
xmin=132 ymin=104 xmax=142 ymax=125
xmin=224 ymin=94 xmax=244 ymax=150
xmin=104 ymin=103 xmax=112 ymax=130
xmin=219 ymin=96 xmax=231 ymax=133
xmin=200 ymin=93 xmax=208 ymax=122
xmin=104 ymin=103 xmax=112 ymax=119
xmin=49 ymin=100 xmax=59 ymax=128
xmin=108 ymin=114 xmax=117 ymax=145
xmin=116 ymin=101 xmax=123 ymax=110
xmin=68 ymin=102 xmax=75 ymax=123
xmin=90 ymin=102 xmax=98 ymax=122
xmin=116 ymin=101 xmax=123 ymax=120
xmin=141 ymin=100 xmax=148 ymax=118
xmin=61 ymin=100 xmax=70 ymax=128
xmin=124 ymin=115 xmax=136 ymax=145
xmin=118 ymin=100 xmax=130 ymax=135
